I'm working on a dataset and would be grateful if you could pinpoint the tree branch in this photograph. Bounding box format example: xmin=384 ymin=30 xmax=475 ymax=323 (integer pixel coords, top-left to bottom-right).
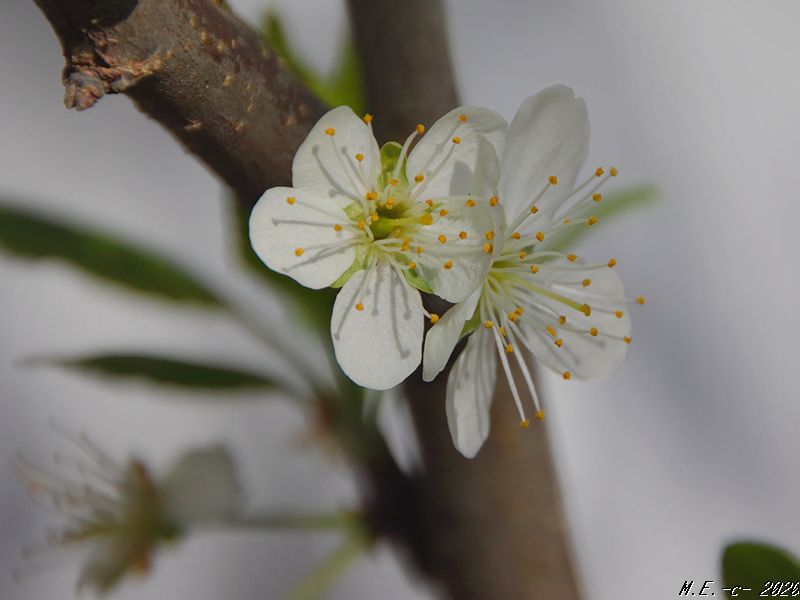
xmin=348 ymin=1 xmax=581 ymax=598
xmin=32 ymin=0 xmax=326 ymax=204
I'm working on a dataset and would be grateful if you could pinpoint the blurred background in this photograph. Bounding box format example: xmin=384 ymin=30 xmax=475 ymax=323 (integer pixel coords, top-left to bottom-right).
xmin=1 ymin=0 xmax=799 ymax=598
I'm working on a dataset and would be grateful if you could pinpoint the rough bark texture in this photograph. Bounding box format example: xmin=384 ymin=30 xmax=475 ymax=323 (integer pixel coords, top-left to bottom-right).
xmin=33 ymin=0 xmax=581 ymax=598
xmin=33 ymin=0 xmax=325 ymax=204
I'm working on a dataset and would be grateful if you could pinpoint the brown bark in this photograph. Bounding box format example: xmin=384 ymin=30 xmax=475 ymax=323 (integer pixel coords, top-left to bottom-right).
xmin=32 ymin=0 xmax=581 ymax=598
xmin=348 ymin=1 xmax=581 ymax=598
xmin=33 ymin=0 xmax=325 ymax=204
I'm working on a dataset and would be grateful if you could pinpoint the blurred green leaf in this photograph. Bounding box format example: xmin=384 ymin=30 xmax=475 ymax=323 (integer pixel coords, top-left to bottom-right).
xmin=722 ymin=541 xmax=800 ymax=599
xmin=0 ymin=202 xmax=221 ymax=307
xmin=263 ymin=12 xmax=366 ymax=114
xmin=542 ymin=185 xmax=660 ymax=253
xmin=231 ymin=199 xmax=336 ymax=334
xmin=44 ymin=353 xmax=278 ymax=391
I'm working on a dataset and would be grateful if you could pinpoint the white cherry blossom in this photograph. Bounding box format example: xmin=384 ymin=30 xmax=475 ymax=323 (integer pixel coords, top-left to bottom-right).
xmin=423 ymin=85 xmax=639 ymax=457
xmin=250 ymin=105 xmax=505 ymax=389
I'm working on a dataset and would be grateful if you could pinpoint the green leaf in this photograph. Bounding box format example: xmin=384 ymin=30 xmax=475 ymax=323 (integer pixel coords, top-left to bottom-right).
xmin=542 ymin=185 xmax=660 ymax=253
xmin=231 ymin=198 xmax=336 ymax=334
xmin=43 ymin=353 xmax=279 ymax=391
xmin=722 ymin=541 xmax=800 ymax=599
xmin=0 ymin=202 xmax=221 ymax=307
xmin=263 ymin=12 xmax=366 ymax=115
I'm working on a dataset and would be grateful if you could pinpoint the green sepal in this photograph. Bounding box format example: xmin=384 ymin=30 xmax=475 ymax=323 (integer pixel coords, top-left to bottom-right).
xmin=403 ymin=268 xmax=433 ymax=294
xmin=330 ymin=245 xmax=368 ymax=288
xmin=378 ymin=142 xmax=407 ymax=190
xmin=460 ymin=306 xmax=482 ymax=337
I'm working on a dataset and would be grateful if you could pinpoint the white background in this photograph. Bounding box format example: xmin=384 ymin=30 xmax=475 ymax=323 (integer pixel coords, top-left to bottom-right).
xmin=1 ymin=0 xmax=799 ymax=598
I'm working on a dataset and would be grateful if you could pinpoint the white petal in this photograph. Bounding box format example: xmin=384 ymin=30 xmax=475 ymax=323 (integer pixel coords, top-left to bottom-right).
xmin=414 ymin=197 xmax=494 ymax=302
xmin=471 ymin=135 xmax=502 ymax=198
xmin=250 ymin=186 xmax=358 ymax=289
xmin=292 ymin=106 xmax=381 ymax=206
xmin=331 ymin=261 xmax=423 ymax=390
xmin=422 ymin=286 xmax=482 ymax=382
xmin=160 ymin=447 xmax=241 ymax=524
xmin=519 ymin=259 xmax=631 ymax=379
xmin=445 ymin=329 xmax=497 ymax=458
xmin=498 ymin=85 xmax=589 ymax=225
xmin=375 ymin=386 xmax=423 ymax=475
xmin=406 ymin=106 xmax=507 ymax=198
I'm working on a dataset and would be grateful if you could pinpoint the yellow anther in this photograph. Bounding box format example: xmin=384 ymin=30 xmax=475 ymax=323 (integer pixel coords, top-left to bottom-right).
xmin=459 ymin=231 xmax=468 ymax=240
xmin=415 ymin=174 xmax=425 ymax=183
xmin=582 ymin=304 xmax=592 ymax=316
xmin=425 ymin=198 xmax=434 ymax=207
xmin=370 ymin=212 xmax=379 ymax=222
xmin=408 ymin=261 xmax=417 ymax=269
xmin=416 ymin=123 xmax=426 ymax=134
xmin=559 ymin=315 xmax=566 ymax=325
xmin=483 ymin=320 xmax=494 ymax=329
xmin=363 ymin=113 xmax=373 ymax=124
xmin=508 ymin=311 xmax=519 ymax=321
xmin=610 ymin=166 xmax=618 ymax=177
xmin=504 ymin=344 xmax=514 ymax=354
xmin=430 ymin=313 xmax=440 ymax=324
xmin=593 ymin=193 xmax=602 ymax=202
xmin=490 ymin=196 xmax=499 ymax=206
xmin=498 ymin=326 xmax=507 ymax=336
xmin=520 ymin=419 xmax=531 ymax=429
xmin=515 ymin=307 xmax=524 ymax=316
xmin=554 ymin=338 xmax=563 ymax=347
xmin=356 ymin=302 xmax=364 ymax=311
xmin=511 ymin=232 xmax=521 ymax=239
xmin=357 ymin=219 xmax=366 ymax=230
xmin=390 ymin=179 xmax=399 ymax=186
xmin=419 ymin=213 xmax=434 ymax=225
xmin=366 ymin=191 xmax=378 ymax=201
xmin=608 ymin=258 xmax=617 ymax=268
xmin=443 ymin=260 xmax=453 ymax=269
xmin=438 ymin=234 xmax=447 ymax=244
xmin=587 ymin=215 xmax=598 ymax=226
xmin=294 ymin=248 xmax=305 ymax=257
xmin=458 ymin=113 xmax=467 ymax=122
xmin=636 ymin=295 xmax=646 ymax=305
xmin=466 ymin=199 xmax=476 ymax=207
xmin=567 ymin=254 xmax=578 ymax=262
xmin=548 ymin=175 xmax=558 ymax=185
xmin=563 ymin=218 xmax=571 ymax=224
xmin=519 ymin=251 xmax=527 ymax=260
xmin=483 ymin=243 xmax=494 ymax=253
xmin=485 ymin=230 xmax=495 ymax=241
xmin=530 ymin=264 xmax=539 ymax=273
xmin=416 ymin=246 xmax=424 ymax=254
xmin=439 ymin=209 xmax=449 ymax=217
xmin=401 ymin=238 xmax=411 ymax=250
xmin=355 ymin=153 xmax=364 ymax=162
xmin=624 ymin=336 xmax=632 ymax=344
xmin=590 ymin=327 xmax=599 ymax=337
xmin=582 ymin=278 xmax=592 ymax=287
xmin=563 ymin=371 xmax=572 ymax=380
xmin=452 ymin=136 xmax=461 ymax=144
xmin=535 ymin=410 xmax=545 ymax=421
xmin=334 ymin=224 xmax=343 ymax=232
xmin=595 ymin=167 xmax=604 ymax=177
xmin=325 ymin=127 xmax=336 ymax=136
xmin=385 ymin=198 xmax=395 ymax=209
xmin=615 ymin=310 xmax=624 ymax=318
xmin=530 ymin=205 xmax=539 ymax=214
xmin=286 ymin=196 xmax=296 ymax=205
xmin=546 ymin=325 xmax=557 ymax=337
xmin=535 ymin=231 xmax=545 ymax=242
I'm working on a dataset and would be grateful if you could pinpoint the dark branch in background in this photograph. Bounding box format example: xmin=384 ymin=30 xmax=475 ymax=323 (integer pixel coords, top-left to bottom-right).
xmin=33 ymin=0 xmax=325 ymax=204
xmin=348 ymin=1 xmax=581 ymax=598
xmin=33 ymin=0 xmax=579 ymax=598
